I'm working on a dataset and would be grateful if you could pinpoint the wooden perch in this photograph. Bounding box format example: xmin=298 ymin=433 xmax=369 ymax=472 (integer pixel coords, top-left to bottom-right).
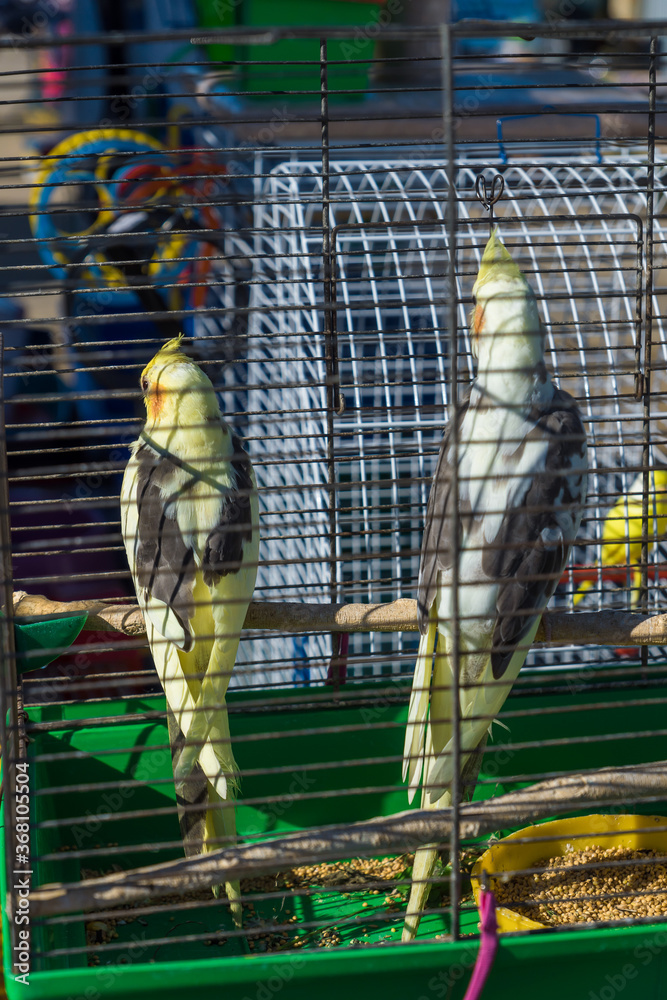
xmin=28 ymin=760 xmax=667 ymax=918
xmin=11 ymin=590 xmax=667 ymax=647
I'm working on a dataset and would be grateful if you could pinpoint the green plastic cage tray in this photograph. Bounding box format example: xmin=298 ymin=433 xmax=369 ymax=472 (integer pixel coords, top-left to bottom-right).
xmin=4 ymin=665 xmax=667 ymax=999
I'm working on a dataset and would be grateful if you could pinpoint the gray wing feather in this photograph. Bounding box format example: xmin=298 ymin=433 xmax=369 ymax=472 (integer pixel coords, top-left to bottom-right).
xmin=417 ymin=391 xmax=472 ymax=632
xmin=134 ymin=447 xmax=197 ymax=650
xmin=484 ymin=389 xmax=587 ymax=679
xmin=202 ymin=435 xmax=255 ymax=586
xmin=131 ymin=438 xmax=256 ymax=649
xmin=417 ymin=386 xmax=586 ymax=664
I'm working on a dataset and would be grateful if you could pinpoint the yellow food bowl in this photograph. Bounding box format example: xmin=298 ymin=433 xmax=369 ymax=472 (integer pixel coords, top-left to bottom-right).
xmin=470 ymin=813 xmax=667 ymax=933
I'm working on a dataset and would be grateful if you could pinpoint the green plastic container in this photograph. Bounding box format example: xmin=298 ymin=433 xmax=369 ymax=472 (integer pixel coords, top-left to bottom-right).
xmin=195 ymin=0 xmax=382 ymax=101
xmin=194 ymin=0 xmax=236 ymax=64
xmin=4 ymin=665 xmax=667 ymax=998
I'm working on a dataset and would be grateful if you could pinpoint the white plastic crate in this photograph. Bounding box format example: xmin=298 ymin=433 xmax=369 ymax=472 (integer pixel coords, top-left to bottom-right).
xmin=242 ymin=151 xmax=667 ymax=682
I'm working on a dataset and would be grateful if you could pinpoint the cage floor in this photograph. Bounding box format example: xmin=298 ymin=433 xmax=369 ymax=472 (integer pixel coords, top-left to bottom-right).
xmin=5 ymin=664 xmax=667 ymax=998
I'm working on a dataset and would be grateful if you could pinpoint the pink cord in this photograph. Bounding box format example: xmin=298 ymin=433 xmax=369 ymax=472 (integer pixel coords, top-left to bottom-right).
xmin=463 ymin=888 xmax=498 ymax=1000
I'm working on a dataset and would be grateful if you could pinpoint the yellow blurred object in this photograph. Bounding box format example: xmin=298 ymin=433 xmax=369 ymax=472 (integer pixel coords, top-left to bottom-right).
xmin=471 ymin=813 xmax=667 ymax=933
xmin=574 ymin=468 xmax=667 ymax=607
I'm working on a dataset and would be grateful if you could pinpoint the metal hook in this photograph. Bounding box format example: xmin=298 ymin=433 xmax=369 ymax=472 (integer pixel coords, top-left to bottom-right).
xmin=475 ymin=172 xmax=505 ymax=233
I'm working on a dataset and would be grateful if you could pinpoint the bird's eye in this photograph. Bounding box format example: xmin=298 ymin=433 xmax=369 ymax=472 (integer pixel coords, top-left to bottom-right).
xmin=141 ymin=377 xmax=149 ymax=392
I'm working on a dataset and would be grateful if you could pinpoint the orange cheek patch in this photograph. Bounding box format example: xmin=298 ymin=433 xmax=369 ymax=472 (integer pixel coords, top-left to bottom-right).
xmin=147 ymin=386 xmax=164 ymax=422
xmin=473 ymin=303 xmax=485 ymax=347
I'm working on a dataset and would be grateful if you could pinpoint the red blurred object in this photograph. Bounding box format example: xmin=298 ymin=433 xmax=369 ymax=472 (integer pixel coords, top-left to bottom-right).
xmin=117 ymin=153 xmax=228 ymax=206
xmin=561 ymin=563 xmax=667 ymax=588
xmin=614 ymin=647 xmax=640 ymax=659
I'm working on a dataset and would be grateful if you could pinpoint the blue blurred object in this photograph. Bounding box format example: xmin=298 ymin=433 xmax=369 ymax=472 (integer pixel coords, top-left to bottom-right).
xmin=0 ymin=0 xmax=36 ymax=33
xmin=452 ymin=0 xmax=541 ymax=20
xmin=125 ymin=0 xmax=208 ymax=124
xmin=1 ymin=302 xmax=64 ymax=431
xmin=452 ymin=0 xmax=542 ymax=55
xmin=66 ymin=291 xmax=159 ymax=423
xmin=0 ymin=296 xmax=24 ymax=346
xmin=1 ymin=298 xmax=30 ymax=414
xmin=497 ymin=112 xmax=603 ymax=164
xmin=56 ymin=0 xmax=200 ymax=129
xmin=127 ymin=0 xmax=199 ymax=69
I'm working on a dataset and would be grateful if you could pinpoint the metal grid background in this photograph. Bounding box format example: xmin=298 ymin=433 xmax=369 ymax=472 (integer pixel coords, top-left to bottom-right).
xmin=250 ymin=152 xmax=667 ymax=679
xmin=1 ymin=15 xmax=667 ymax=994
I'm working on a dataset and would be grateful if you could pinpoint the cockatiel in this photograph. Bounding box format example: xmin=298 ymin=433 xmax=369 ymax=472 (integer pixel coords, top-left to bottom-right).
xmin=573 ymin=467 xmax=667 ymax=608
xmin=402 ymin=230 xmax=587 ymax=941
xmin=120 ymin=335 xmax=259 ymax=926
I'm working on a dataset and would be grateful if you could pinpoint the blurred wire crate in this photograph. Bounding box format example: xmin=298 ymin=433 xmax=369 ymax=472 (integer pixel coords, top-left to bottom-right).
xmin=248 ymin=151 xmax=667 ymax=677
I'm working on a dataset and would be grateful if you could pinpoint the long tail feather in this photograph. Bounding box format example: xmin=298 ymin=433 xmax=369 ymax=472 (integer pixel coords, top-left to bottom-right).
xmin=206 ymin=781 xmax=242 ymax=926
xmin=402 ymin=845 xmax=438 ymax=942
xmin=174 ymin=664 xmax=236 ymax=791
xmin=402 ymin=620 xmax=437 ymax=798
xmin=150 ymin=615 xmax=243 ymax=917
xmin=402 ymin=631 xmax=453 ymax=941
xmin=167 ymin=706 xmax=207 ymax=857
xmin=427 ymin=620 xmax=540 ymax=798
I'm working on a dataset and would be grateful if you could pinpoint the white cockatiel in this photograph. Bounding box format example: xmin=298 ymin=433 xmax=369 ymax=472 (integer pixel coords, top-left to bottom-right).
xmin=402 ymin=230 xmax=587 ymax=941
xmin=120 ymin=335 xmax=259 ymax=926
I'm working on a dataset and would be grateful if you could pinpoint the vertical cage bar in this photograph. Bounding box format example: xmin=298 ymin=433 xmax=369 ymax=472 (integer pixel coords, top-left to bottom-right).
xmin=634 ymin=233 xmax=645 ymax=408
xmin=441 ymin=20 xmax=462 ymax=941
xmin=640 ymin=35 xmax=657 ymax=668
xmin=0 ymin=333 xmax=23 ymax=968
xmin=320 ymin=37 xmax=343 ymax=686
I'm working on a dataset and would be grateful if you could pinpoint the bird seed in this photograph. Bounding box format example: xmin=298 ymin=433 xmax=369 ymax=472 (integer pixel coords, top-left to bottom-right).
xmin=492 ymin=846 xmax=667 ymax=926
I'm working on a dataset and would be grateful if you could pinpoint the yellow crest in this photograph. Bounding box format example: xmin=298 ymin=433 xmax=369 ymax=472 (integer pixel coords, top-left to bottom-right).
xmin=473 ymin=227 xmax=525 ymax=295
xmin=142 ymin=333 xmax=191 ymax=381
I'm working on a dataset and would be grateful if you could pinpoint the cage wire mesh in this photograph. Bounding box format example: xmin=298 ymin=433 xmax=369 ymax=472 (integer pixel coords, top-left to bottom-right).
xmin=250 ymin=151 xmax=667 ymax=678
xmin=1 ymin=14 xmax=667 ymax=998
